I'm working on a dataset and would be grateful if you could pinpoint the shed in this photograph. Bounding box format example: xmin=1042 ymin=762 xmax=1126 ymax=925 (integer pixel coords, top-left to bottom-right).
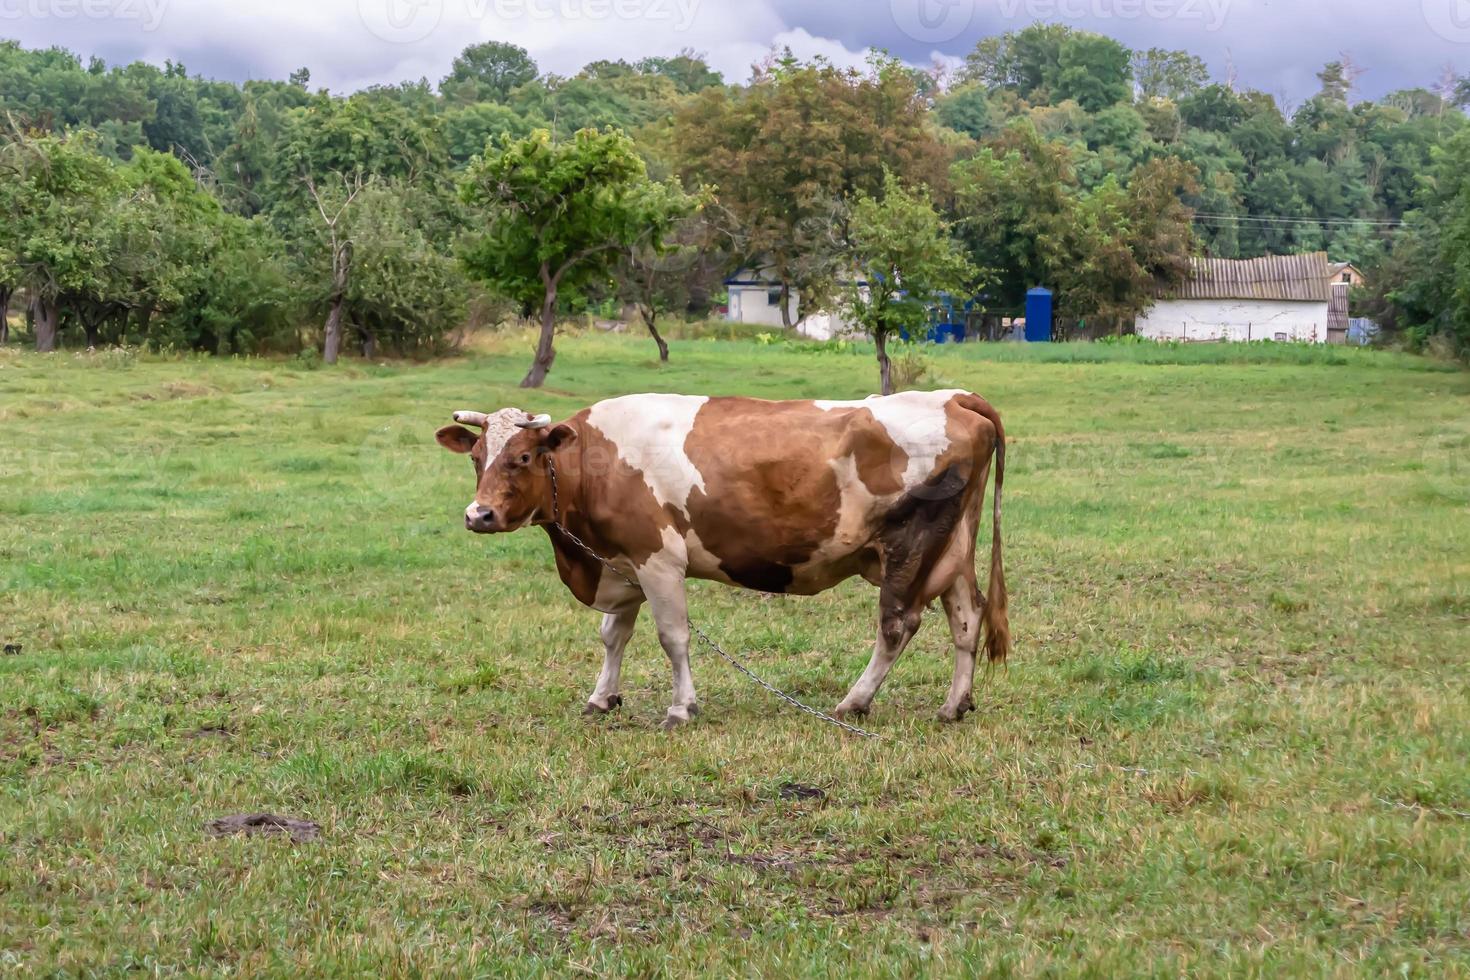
xmin=1134 ymin=252 xmax=1332 ymax=343
xmin=723 ymin=262 xmax=863 ymax=340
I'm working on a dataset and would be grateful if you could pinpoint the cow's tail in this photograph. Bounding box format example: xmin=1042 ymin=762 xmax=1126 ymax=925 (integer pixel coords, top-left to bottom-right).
xmin=958 ymin=393 xmax=1010 ymax=665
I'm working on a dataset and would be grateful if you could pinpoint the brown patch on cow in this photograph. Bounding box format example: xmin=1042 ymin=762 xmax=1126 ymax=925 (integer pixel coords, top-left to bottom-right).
xmin=566 ymin=417 xmax=673 ymax=566
xmin=842 ymin=409 xmax=910 ymax=496
xmin=517 ymin=411 xmax=677 ymax=605
xmin=207 ymin=813 xmax=320 ymax=843
xmin=681 ymin=398 xmax=847 ymax=593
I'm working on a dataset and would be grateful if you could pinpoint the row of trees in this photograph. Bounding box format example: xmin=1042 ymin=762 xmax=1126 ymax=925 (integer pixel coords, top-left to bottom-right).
xmin=3 ymin=26 xmax=1470 ymax=378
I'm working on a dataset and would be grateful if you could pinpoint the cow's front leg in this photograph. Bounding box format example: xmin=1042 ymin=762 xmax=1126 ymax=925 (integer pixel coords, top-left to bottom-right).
xmin=639 ymin=565 xmax=698 ymax=730
xmin=584 ymin=604 xmax=640 ymax=715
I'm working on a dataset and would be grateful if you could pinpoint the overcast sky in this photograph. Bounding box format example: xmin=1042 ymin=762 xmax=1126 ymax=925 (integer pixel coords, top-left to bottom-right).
xmin=5 ymin=0 xmax=1469 ymax=105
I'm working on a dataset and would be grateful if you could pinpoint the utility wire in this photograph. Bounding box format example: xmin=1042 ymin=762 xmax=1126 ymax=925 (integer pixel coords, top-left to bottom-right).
xmin=1192 ymin=212 xmax=1405 ymax=228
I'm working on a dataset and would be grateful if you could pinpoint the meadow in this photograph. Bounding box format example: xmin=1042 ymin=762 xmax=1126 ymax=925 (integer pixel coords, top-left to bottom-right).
xmin=1 ymin=331 xmax=1468 ymax=976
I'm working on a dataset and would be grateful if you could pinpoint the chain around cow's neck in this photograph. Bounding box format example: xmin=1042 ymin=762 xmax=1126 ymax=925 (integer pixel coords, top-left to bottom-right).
xmin=538 ymin=454 xmax=881 ymax=739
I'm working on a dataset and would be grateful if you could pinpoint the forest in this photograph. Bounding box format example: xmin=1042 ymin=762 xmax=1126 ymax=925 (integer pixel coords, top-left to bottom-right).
xmin=3 ymin=25 xmax=1470 ymax=381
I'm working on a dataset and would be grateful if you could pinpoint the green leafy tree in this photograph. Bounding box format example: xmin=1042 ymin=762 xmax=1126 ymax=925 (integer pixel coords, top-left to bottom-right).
xmin=844 ymin=172 xmax=978 ymax=394
xmin=635 ymin=51 xmax=723 ymax=94
xmin=615 ymin=204 xmax=721 ymax=362
xmin=673 ymin=56 xmax=949 ymax=328
xmin=459 ymin=128 xmax=696 ymax=387
xmin=441 ymin=42 xmax=538 ymax=104
xmin=1133 ymin=48 xmax=1209 ymax=101
xmin=1054 ymin=33 xmax=1133 ymax=112
xmin=0 ymin=129 xmax=123 ymax=350
xmin=935 ymin=83 xmax=992 ymax=140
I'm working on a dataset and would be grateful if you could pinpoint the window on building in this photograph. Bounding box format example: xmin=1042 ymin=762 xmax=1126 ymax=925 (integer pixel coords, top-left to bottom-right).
xmin=766 ymin=287 xmax=783 ymax=306
xmin=1341 ymin=272 xmax=1351 ymax=283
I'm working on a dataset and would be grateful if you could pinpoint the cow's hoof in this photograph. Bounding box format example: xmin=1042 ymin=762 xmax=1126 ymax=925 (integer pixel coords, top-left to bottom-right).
xmin=936 ymin=698 xmax=974 ymax=723
xmin=661 ymin=704 xmax=697 ymax=730
xmin=582 ymin=694 xmax=623 ymax=716
xmin=832 ymin=702 xmax=870 ymax=721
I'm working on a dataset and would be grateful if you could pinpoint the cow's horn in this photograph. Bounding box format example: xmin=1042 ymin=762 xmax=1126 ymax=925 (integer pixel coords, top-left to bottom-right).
xmin=515 ymin=413 xmax=552 ymax=430
xmin=452 ymin=410 xmax=489 ymax=427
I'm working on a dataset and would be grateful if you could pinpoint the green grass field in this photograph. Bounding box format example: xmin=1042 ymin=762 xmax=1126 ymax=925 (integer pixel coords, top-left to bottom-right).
xmin=2 ymin=332 xmax=1469 ymax=975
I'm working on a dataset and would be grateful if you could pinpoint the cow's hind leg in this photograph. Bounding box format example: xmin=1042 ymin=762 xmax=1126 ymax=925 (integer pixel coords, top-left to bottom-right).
xmin=584 ymin=604 xmax=640 ymax=715
xmin=834 ymin=601 xmax=924 ymax=719
xmin=938 ymin=574 xmax=983 ymax=722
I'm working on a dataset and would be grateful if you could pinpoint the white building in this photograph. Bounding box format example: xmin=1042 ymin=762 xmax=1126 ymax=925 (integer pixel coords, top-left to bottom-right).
xmin=724 ymin=265 xmax=863 ymax=341
xmin=1135 ymin=252 xmax=1333 ymax=343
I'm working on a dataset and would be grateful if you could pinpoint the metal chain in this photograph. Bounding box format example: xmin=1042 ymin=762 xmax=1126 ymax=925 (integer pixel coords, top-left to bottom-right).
xmin=546 ymin=456 xmax=881 ymax=739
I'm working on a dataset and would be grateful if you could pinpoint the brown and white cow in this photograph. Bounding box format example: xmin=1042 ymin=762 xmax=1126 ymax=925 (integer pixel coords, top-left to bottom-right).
xmin=435 ymin=390 xmax=1009 ymax=730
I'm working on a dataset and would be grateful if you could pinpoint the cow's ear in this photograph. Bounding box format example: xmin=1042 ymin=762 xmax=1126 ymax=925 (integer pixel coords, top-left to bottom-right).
xmin=435 ymin=424 xmax=478 ymax=454
xmin=545 ymin=423 xmax=577 ymax=451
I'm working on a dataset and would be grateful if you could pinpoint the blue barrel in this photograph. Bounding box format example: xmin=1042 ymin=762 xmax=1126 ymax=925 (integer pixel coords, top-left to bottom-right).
xmin=1025 ymin=287 xmax=1053 ymax=342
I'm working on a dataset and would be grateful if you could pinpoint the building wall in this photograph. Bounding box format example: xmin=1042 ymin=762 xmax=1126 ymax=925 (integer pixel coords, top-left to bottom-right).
xmin=727 ymin=284 xmax=797 ymax=327
xmin=1135 ymin=299 xmax=1331 ymax=343
xmin=726 ymin=283 xmax=863 ymax=339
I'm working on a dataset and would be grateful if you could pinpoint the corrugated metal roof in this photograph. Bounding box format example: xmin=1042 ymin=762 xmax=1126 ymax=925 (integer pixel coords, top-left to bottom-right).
xmin=1327 ymin=282 xmax=1350 ymax=331
xmin=1167 ymin=252 xmax=1331 ymax=302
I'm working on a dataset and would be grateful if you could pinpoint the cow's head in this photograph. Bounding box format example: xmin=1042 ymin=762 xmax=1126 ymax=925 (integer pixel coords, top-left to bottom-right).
xmin=435 ymin=409 xmax=577 ymax=533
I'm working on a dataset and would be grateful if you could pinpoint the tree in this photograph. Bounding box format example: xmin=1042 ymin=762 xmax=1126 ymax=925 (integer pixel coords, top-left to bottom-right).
xmin=635 ymin=51 xmax=723 ymax=94
xmin=302 ymin=171 xmax=368 ymax=363
xmin=935 ymin=83 xmax=992 ymax=140
xmin=269 ymin=92 xmax=452 ymax=361
xmin=1133 ymin=48 xmax=1209 ymax=101
xmin=615 ymin=206 xmax=721 ymax=361
xmin=441 ymin=42 xmax=538 ymax=104
xmin=844 ymin=172 xmax=977 ymax=394
xmin=0 ymin=129 xmax=123 ymax=350
xmin=459 ymin=128 xmax=696 ymax=387
xmin=672 ymin=56 xmax=950 ymax=328
xmin=951 ymin=121 xmax=1083 ymax=315
xmin=1054 ymin=33 xmax=1133 ymax=112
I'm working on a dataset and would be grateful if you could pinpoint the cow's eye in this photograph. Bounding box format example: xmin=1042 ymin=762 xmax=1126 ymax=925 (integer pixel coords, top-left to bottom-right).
xmin=518 ymin=453 xmax=531 ymax=465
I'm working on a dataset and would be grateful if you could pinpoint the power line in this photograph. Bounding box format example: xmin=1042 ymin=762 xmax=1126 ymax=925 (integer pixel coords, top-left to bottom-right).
xmin=1192 ymin=212 xmax=1404 ymax=228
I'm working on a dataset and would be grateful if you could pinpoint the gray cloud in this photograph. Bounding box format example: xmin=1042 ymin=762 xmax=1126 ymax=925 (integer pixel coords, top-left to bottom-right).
xmin=1 ymin=0 xmax=1464 ymax=102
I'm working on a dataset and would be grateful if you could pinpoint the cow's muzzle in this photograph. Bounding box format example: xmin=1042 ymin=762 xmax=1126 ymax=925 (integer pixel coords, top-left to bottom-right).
xmin=464 ymin=504 xmax=500 ymax=534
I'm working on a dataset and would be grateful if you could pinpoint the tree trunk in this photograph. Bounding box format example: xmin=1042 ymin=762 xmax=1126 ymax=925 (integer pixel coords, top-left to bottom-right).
xmin=642 ymin=307 xmax=669 ymax=362
xmin=35 ymin=298 xmax=59 ymax=353
xmin=875 ymin=330 xmax=893 ymax=396
xmin=323 ymin=295 xmax=345 ymax=364
xmin=359 ymin=324 xmax=377 ymax=359
xmin=323 ymin=240 xmax=352 ymax=364
xmin=521 ymin=279 xmax=557 ymax=388
xmin=0 ymin=287 xmax=11 ymax=345
xmin=779 ymin=282 xmax=794 ymax=329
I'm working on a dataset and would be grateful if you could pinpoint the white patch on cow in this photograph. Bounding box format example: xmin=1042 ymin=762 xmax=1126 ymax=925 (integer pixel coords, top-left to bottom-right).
xmin=815 ymin=389 xmax=965 ymax=489
xmin=478 ymin=408 xmax=530 ymax=463
xmin=588 ymin=394 xmax=710 ymax=515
